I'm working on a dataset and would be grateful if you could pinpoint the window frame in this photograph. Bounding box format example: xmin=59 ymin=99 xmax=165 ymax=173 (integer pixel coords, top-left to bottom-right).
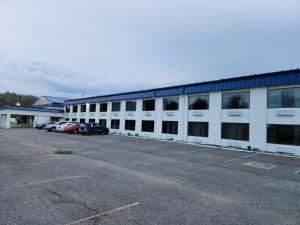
xmin=142 ymin=99 xmax=156 ymax=111
xmin=267 ymin=87 xmax=300 ymax=109
xmin=222 ymin=91 xmax=250 ymax=109
xmin=111 ymin=102 xmax=121 ymax=112
xmin=188 ymin=94 xmax=209 ymax=110
xmin=89 ymin=103 xmax=96 ymax=112
xmin=163 ymin=97 xmax=179 ymax=111
xmin=111 ymin=119 xmax=120 ymax=129
xmin=100 ymin=103 xmax=108 ymax=112
xmin=221 ymin=123 xmax=249 ymax=141
xmin=142 ymin=120 xmax=155 ymax=133
xmin=125 ymin=120 xmax=136 ymax=131
xmin=80 ymin=104 xmax=87 ymax=112
xmin=267 ymin=124 xmax=300 ymax=146
xmin=65 ymin=106 xmax=70 ymax=113
xmin=72 ymin=105 xmax=78 ymax=113
xmin=162 ymin=121 xmax=178 ymax=135
xmin=188 ymin=122 xmax=209 ymax=137
xmin=126 ymin=101 xmax=137 ymax=111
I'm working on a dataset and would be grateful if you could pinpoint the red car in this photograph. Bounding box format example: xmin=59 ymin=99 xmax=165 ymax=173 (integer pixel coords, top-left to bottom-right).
xmin=64 ymin=123 xmax=80 ymax=134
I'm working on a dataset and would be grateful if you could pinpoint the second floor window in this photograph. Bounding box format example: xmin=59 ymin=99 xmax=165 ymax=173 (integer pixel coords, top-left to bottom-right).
xmin=81 ymin=104 xmax=86 ymax=112
xmin=268 ymin=87 xmax=300 ymax=108
xmin=112 ymin=102 xmax=121 ymax=112
xmin=126 ymin=101 xmax=136 ymax=111
xmin=163 ymin=97 xmax=179 ymax=111
xmin=143 ymin=99 xmax=155 ymax=111
xmin=222 ymin=91 xmax=250 ymax=109
xmin=100 ymin=103 xmax=107 ymax=112
xmin=90 ymin=104 xmax=96 ymax=112
xmin=73 ymin=105 xmax=78 ymax=113
xmin=65 ymin=106 xmax=70 ymax=113
xmin=188 ymin=94 xmax=209 ymax=110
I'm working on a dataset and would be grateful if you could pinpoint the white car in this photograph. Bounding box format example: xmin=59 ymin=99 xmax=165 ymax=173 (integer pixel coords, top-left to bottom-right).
xmin=45 ymin=121 xmax=68 ymax=132
xmin=55 ymin=122 xmax=75 ymax=132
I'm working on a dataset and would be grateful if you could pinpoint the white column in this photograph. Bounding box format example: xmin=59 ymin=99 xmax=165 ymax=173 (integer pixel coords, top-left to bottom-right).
xmin=85 ymin=103 xmax=90 ymax=123
xmin=208 ymin=92 xmax=222 ymax=145
xmin=107 ymin=102 xmax=112 ymax=129
xmin=178 ymin=95 xmax=186 ymax=141
xmin=95 ymin=103 xmax=100 ymax=123
xmin=135 ymin=100 xmax=143 ymax=134
xmin=250 ymin=88 xmax=267 ymax=150
xmin=120 ymin=101 xmax=126 ymax=132
xmin=5 ymin=113 xmax=11 ymax=128
xmin=154 ymin=98 xmax=163 ymax=138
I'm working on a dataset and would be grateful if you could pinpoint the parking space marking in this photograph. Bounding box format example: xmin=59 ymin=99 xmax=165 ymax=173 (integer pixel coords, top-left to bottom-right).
xmin=66 ymin=202 xmax=140 ymax=225
xmin=0 ymin=161 xmax=50 ymax=169
xmin=23 ymin=176 xmax=82 ymax=186
xmin=177 ymin=149 xmax=206 ymax=155
xmin=223 ymin=153 xmax=257 ymax=163
xmin=243 ymin=162 xmax=277 ymax=170
xmin=294 ymin=169 xmax=300 ymax=175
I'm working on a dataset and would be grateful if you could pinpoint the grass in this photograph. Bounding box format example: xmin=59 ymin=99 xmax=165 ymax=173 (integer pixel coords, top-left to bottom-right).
xmin=54 ymin=149 xmax=73 ymax=154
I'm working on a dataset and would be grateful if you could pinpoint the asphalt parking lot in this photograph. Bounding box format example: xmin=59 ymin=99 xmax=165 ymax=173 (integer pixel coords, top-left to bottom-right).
xmin=0 ymin=129 xmax=299 ymax=225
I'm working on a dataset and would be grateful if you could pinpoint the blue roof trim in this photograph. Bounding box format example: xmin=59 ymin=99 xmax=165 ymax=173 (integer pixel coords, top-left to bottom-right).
xmin=43 ymin=96 xmax=69 ymax=104
xmin=0 ymin=105 xmax=64 ymax=113
xmin=64 ymin=69 xmax=300 ymax=105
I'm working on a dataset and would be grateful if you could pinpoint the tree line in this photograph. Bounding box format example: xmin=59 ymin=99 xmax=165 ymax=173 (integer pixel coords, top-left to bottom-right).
xmin=0 ymin=92 xmax=38 ymax=107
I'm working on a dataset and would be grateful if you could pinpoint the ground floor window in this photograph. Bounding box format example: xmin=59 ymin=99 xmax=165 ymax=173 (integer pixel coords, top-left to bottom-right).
xmin=142 ymin=120 xmax=155 ymax=132
xmin=111 ymin=119 xmax=120 ymax=129
xmin=221 ymin=123 xmax=249 ymax=141
xmin=65 ymin=118 xmax=69 ymax=121
xmin=99 ymin=119 xmax=106 ymax=127
xmin=267 ymin=124 xmax=300 ymax=146
xmin=89 ymin=119 xmax=95 ymax=123
xmin=80 ymin=119 xmax=85 ymax=124
xmin=125 ymin=120 xmax=135 ymax=131
xmin=188 ymin=122 xmax=209 ymax=137
xmin=72 ymin=118 xmax=77 ymax=122
xmin=162 ymin=121 xmax=178 ymax=134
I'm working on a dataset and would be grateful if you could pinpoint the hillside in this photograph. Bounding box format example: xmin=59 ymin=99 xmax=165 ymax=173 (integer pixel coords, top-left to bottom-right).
xmin=0 ymin=92 xmax=38 ymax=107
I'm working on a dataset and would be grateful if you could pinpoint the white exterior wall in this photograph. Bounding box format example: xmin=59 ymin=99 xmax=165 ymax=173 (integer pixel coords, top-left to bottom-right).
xmin=64 ymin=85 xmax=300 ymax=155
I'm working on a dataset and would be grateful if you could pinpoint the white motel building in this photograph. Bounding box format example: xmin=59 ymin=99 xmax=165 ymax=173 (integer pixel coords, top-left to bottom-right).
xmin=64 ymin=70 xmax=300 ymax=155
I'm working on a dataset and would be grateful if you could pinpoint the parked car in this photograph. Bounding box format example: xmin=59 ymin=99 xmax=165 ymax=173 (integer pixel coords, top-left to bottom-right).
xmin=36 ymin=121 xmax=54 ymax=130
xmin=79 ymin=123 xmax=109 ymax=135
xmin=56 ymin=122 xmax=76 ymax=132
xmin=46 ymin=121 xmax=67 ymax=132
xmin=64 ymin=123 xmax=81 ymax=134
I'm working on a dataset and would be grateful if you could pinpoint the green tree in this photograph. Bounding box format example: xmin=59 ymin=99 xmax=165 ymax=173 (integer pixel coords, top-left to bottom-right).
xmin=0 ymin=92 xmax=38 ymax=107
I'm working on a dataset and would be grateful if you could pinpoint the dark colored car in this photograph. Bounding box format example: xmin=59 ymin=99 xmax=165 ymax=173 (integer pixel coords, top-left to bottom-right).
xmin=64 ymin=123 xmax=81 ymax=134
xmin=79 ymin=123 xmax=109 ymax=135
xmin=36 ymin=121 xmax=55 ymax=130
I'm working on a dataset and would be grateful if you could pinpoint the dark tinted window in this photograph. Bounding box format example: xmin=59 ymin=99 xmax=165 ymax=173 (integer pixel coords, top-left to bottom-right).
xmin=80 ymin=118 xmax=85 ymax=123
xmin=72 ymin=118 xmax=77 ymax=122
xmin=188 ymin=122 xmax=209 ymax=137
xmin=65 ymin=118 xmax=69 ymax=121
xmin=100 ymin=103 xmax=107 ymax=112
xmin=111 ymin=119 xmax=120 ymax=129
xmin=125 ymin=120 xmax=135 ymax=130
xmin=267 ymin=124 xmax=300 ymax=146
xmin=221 ymin=123 xmax=249 ymax=141
xmin=163 ymin=97 xmax=179 ymax=110
xmin=126 ymin=101 xmax=136 ymax=111
xmin=81 ymin=104 xmax=86 ymax=112
xmin=89 ymin=119 xmax=95 ymax=123
xmin=162 ymin=121 xmax=178 ymax=134
xmin=90 ymin=104 xmax=96 ymax=112
xmin=73 ymin=105 xmax=78 ymax=113
xmin=142 ymin=120 xmax=155 ymax=132
xmin=66 ymin=106 xmax=70 ymax=113
xmin=99 ymin=119 xmax=106 ymax=127
xmin=112 ymin=102 xmax=121 ymax=112
xmin=189 ymin=95 xmax=209 ymax=110
xmin=268 ymin=88 xmax=300 ymax=108
xmin=222 ymin=92 xmax=250 ymax=109
xmin=143 ymin=99 xmax=155 ymax=111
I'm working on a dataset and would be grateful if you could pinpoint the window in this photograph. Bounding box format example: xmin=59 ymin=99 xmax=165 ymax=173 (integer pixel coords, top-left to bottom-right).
xmin=143 ymin=99 xmax=155 ymax=111
xmin=81 ymin=104 xmax=86 ymax=112
xmin=89 ymin=119 xmax=95 ymax=123
xmin=72 ymin=118 xmax=77 ymax=122
xmin=111 ymin=119 xmax=120 ymax=129
xmin=65 ymin=106 xmax=70 ymax=113
xmin=99 ymin=119 xmax=106 ymax=127
xmin=125 ymin=120 xmax=135 ymax=131
xmin=188 ymin=122 xmax=209 ymax=137
xmin=89 ymin=104 xmax=96 ymax=112
xmin=100 ymin=103 xmax=107 ymax=112
xmin=221 ymin=123 xmax=249 ymax=141
xmin=65 ymin=118 xmax=69 ymax=121
xmin=189 ymin=95 xmax=209 ymax=110
xmin=222 ymin=91 xmax=250 ymax=109
xmin=267 ymin=124 xmax=300 ymax=146
xmin=268 ymin=87 xmax=300 ymax=108
xmin=162 ymin=121 xmax=178 ymax=134
xmin=142 ymin=120 xmax=155 ymax=132
xmin=163 ymin=97 xmax=179 ymax=110
xmin=126 ymin=101 xmax=136 ymax=111
xmin=112 ymin=102 xmax=121 ymax=112
xmin=73 ymin=105 xmax=78 ymax=113
xmin=80 ymin=118 xmax=85 ymax=123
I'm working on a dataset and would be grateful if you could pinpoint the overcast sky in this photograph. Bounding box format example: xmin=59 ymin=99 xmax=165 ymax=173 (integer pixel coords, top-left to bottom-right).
xmin=0 ymin=0 xmax=299 ymax=98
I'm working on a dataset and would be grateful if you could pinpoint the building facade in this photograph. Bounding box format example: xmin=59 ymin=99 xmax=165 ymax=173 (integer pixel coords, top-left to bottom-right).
xmin=64 ymin=70 xmax=300 ymax=155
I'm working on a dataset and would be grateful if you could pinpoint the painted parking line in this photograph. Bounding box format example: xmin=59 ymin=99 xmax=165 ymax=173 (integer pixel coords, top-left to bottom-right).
xmin=177 ymin=149 xmax=206 ymax=155
xmin=294 ymin=169 xmax=300 ymax=175
xmin=25 ymin=176 xmax=82 ymax=186
xmin=0 ymin=161 xmax=50 ymax=169
xmin=66 ymin=202 xmax=140 ymax=225
xmin=243 ymin=162 xmax=277 ymax=170
xmin=223 ymin=153 xmax=257 ymax=163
